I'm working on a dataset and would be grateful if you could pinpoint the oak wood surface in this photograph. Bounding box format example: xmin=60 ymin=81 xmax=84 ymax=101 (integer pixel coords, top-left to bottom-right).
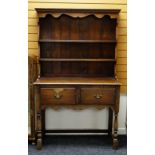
xmin=39 ymin=39 xmax=116 ymax=43
xmin=41 ymin=88 xmax=76 ymax=105
xmin=39 ymin=58 xmax=116 ymax=62
xmin=81 ymin=87 xmax=115 ymax=105
xmin=40 ymin=42 xmax=115 ymax=59
xmin=39 ymin=14 xmax=117 ymax=78
xmin=34 ymin=8 xmax=121 ymax=150
xmin=34 ymin=77 xmax=121 ymax=85
xmin=28 ymin=56 xmax=38 ymax=143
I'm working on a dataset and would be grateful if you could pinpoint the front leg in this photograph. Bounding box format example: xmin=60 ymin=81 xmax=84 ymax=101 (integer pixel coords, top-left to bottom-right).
xmin=36 ymin=112 xmax=42 ymax=150
xmin=112 ymin=112 xmax=119 ymax=149
xmin=35 ymin=85 xmax=43 ymax=150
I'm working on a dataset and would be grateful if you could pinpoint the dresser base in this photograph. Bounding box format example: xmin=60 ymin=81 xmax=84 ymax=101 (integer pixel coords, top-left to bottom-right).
xmin=34 ymin=78 xmax=120 ymax=150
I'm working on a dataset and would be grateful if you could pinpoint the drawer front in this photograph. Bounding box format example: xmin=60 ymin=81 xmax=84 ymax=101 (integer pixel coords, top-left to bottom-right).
xmin=81 ymin=87 xmax=115 ymax=104
xmin=41 ymin=88 xmax=76 ymax=105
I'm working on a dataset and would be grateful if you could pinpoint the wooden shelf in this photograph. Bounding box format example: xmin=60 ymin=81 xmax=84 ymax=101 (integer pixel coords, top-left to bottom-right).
xmin=39 ymin=58 xmax=116 ymax=62
xmin=39 ymin=39 xmax=116 ymax=43
xmin=34 ymin=77 xmax=121 ymax=85
xmin=38 ymin=11 xmax=117 ymax=78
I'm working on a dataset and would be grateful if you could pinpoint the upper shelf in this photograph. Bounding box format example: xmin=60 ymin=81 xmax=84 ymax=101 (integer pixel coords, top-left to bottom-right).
xmin=39 ymin=39 xmax=117 ymax=43
xmin=39 ymin=58 xmax=116 ymax=62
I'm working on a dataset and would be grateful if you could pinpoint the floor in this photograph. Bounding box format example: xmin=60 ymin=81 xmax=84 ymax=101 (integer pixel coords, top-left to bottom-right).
xmin=28 ymin=135 xmax=127 ymax=155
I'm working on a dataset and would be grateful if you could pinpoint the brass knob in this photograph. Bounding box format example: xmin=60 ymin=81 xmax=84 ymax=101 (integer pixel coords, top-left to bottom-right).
xmin=94 ymin=94 xmax=103 ymax=99
xmin=54 ymin=93 xmax=63 ymax=99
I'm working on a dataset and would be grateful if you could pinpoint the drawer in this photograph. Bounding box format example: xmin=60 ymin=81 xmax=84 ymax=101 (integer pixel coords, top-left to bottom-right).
xmin=41 ymin=88 xmax=76 ymax=105
xmin=81 ymin=87 xmax=115 ymax=104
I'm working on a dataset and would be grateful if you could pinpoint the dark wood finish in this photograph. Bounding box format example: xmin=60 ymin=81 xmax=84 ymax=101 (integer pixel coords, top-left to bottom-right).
xmin=39 ymin=58 xmax=116 ymax=62
xmin=39 ymin=39 xmax=116 ymax=43
xmin=40 ymin=62 xmax=115 ymax=77
xmin=112 ymin=86 xmax=120 ymax=149
xmin=34 ymin=77 xmax=120 ymax=85
xmin=41 ymin=108 xmax=46 ymax=139
xmin=39 ymin=14 xmax=117 ymax=40
xmin=45 ymin=129 xmax=109 ymax=133
xmin=35 ymin=85 xmax=43 ymax=150
xmin=41 ymin=88 xmax=76 ymax=105
xmin=28 ymin=56 xmax=38 ymax=144
xmin=35 ymin=8 xmax=120 ymax=14
xmin=108 ymin=108 xmax=113 ymax=136
xmin=40 ymin=43 xmax=115 ymax=59
xmin=38 ymin=14 xmax=117 ymax=78
xmin=34 ymin=9 xmax=121 ymax=150
xmin=81 ymin=87 xmax=115 ymax=105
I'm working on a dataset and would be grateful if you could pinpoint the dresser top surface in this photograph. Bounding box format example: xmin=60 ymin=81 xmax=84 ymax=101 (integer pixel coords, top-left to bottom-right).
xmin=34 ymin=77 xmax=121 ymax=85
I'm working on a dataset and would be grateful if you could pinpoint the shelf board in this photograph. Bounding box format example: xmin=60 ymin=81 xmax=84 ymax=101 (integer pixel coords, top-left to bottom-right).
xmin=39 ymin=58 xmax=116 ymax=62
xmin=39 ymin=39 xmax=116 ymax=43
xmin=34 ymin=77 xmax=121 ymax=85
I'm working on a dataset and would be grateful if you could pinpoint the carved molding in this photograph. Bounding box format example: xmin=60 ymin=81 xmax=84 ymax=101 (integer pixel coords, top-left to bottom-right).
xmin=44 ymin=105 xmax=114 ymax=111
xmin=38 ymin=13 xmax=118 ymax=19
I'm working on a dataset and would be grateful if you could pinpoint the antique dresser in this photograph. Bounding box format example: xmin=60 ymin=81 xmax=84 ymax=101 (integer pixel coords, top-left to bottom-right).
xmin=34 ymin=8 xmax=121 ymax=150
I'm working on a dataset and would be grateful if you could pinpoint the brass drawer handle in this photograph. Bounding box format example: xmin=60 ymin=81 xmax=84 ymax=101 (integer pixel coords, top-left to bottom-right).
xmin=94 ymin=94 xmax=103 ymax=99
xmin=54 ymin=93 xmax=63 ymax=99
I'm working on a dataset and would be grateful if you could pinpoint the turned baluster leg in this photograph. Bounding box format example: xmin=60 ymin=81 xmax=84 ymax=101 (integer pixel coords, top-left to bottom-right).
xmin=112 ymin=112 xmax=119 ymax=149
xmin=112 ymin=86 xmax=120 ymax=149
xmin=35 ymin=86 xmax=43 ymax=150
xmin=36 ymin=113 xmax=42 ymax=149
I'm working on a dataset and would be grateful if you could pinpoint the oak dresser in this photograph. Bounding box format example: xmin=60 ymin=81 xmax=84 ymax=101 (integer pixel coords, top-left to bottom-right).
xmin=33 ymin=8 xmax=121 ymax=150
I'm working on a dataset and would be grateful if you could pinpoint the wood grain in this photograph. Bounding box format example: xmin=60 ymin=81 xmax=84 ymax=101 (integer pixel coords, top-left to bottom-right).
xmin=41 ymin=88 xmax=76 ymax=105
xmin=34 ymin=77 xmax=121 ymax=85
xmin=81 ymin=87 xmax=115 ymax=104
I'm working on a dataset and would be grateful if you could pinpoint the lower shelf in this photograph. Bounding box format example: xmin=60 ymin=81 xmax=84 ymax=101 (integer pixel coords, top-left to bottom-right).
xmin=45 ymin=129 xmax=109 ymax=134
